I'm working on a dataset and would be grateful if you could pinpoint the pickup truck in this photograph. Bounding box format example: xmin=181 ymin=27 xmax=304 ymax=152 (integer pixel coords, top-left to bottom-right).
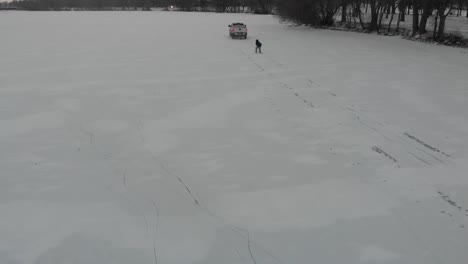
xmin=228 ymin=23 xmax=248 ymax=39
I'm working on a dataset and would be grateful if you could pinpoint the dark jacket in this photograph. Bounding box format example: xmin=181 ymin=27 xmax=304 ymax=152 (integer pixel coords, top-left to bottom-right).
xmin=256 ymin=40 xmax=262 ymax=47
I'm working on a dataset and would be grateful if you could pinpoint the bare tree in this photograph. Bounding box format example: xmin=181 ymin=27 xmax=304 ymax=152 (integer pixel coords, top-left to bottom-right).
xmin=369 ymin=0 xmax=379 ymax=30
xmin=411 ymin=0 xmax=419 ymax=35
xmin=341 ymin=0 xmax=348 ymax=23
xmin=399 ymin=0 xmax=407 ymax=21
xmin=434 ymin=0 xmax=455 ymax=39
xmin=463 ymin=0 xmax=468 ymax=17
xmin=419 ymin=0 xmax=433 ymax=34
xmin=456 ymin=0 xmax=463 ymax=15
xmin=277 ymin=0 xmax=341 ymax=26
xmin=387 ymin=0 xmax=397 ymax=31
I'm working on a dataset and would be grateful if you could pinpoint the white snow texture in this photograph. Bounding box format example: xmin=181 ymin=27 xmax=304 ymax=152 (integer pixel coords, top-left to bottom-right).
xmin=1 ymin=11 xmax=468 ymax=264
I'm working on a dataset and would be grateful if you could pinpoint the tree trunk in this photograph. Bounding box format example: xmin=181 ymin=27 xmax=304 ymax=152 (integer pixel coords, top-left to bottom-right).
xmin=370 ymin=0 xmax=378 ymax=30
xmin=457 ymin=0 xmax=463 ymax=16
xmin=437 ymin=14 xmax=446 ymax=39
xmin=400 ymin=1 xmax=406 ymax=21
xmin=396 ymin=10 xmax=402 ymax=31
xmin=412 ymin=0 xmax=419 ymax=35
xmin=357 ymin=6 xmax=366 ymax=29
xmin=378 ymin=6 xmax=385 ymax=31
xmin=342 ymin=2 xmax=347 ymax=23
xmin=419 ymin=2 xmax=432 ymax=34
xmin=432 ymin=12 xmax=438 ymax=39
xmin=388 ymin=10 xmax=395 ymax=31
xmin=352 ymin=7 xmax=357 ymax=27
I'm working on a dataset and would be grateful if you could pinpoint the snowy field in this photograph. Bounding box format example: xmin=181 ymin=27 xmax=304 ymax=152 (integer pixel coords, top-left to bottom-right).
xmin=1 ymin=11 xmax=468 ymax=264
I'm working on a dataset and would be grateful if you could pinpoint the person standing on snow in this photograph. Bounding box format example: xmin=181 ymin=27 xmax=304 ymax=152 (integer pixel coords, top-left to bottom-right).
xmin=255 ymin=39 xmax=262 ymax=54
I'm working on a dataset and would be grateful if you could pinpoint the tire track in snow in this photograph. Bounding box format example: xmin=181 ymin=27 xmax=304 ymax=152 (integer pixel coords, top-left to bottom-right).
xmin=302 ymin=77 xmax=452 ymax=167
xmin=280 ymin=82 xmax=315 ymax=109
xmin=241 ymin=49 xmax=265 ymax=71
xmin=53 ymin=104 xmax=157 ymax=246
xmin=240 ymin=48 xmax=316 ymax=112
xmin=200 ymin=204 xmax=285 ymax=264
xmin=53 ymin=99 xmax=162 ymax=262
xmin=307 ymin=80 xmax=436 ymax=166
xmin=79 ymin=124 xmax=94 ymax=145
xmin=177 ymin=176 xmax=200 ymax=206
xmin=349 ymin=112 xmax=450 ymax=166
xmin=135 ymin=120 xmax=284 ymax=262
xmin=394 ymin=133 xmax=446 ymax=165
xmin=404 ymin=133 xmax=451 ymax=157
xmin=239 ymin=48 xmax=461 ymax=260
xmin=372 ymin=146 xmax=399 ymax=165
xmin=56 ymin=104 xmax=157 ymax=251
xmin=265 ymin=56 xmax=288 ymax=70
xmin=118 ymin=168 xmax=151 ymax=238
xmin=407 ymin=151 xmax=433 ymax=166
xmin=350 ymin=110 xmax=395 ymax=143
xmin=118 ymin=167 xmax=161 ymax=263
xmin=438 ymin=191 xmax=466 ymax=212
xmin=106 ymin=177 xmax=151 ymax=239
xmin=151 ymin=200 xmax=160 ymax=264
xmin=438 ymin=191 xmax=468 ymax=229
xmin=240 ymin=42 xmax=458 ymax=259
xmin=247 ymin=232 xmax=257 ymax=264
xmin=294 ymin=76 xmax=443 ymax=168
xmin=136 ymin=121 xmax=198 ymax=205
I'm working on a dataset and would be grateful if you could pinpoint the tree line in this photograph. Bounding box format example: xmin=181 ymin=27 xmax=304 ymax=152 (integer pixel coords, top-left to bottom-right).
xmin=277 ymin=0 xmax=468 ymax=40
xmin=9 ymin=0 xmax=468 ymax=40
xmin=10 ymin=0 xmax=274 ymax=13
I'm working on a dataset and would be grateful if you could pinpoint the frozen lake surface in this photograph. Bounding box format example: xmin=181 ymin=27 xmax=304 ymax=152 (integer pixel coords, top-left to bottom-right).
xmin=1 ymin=11 xmax=468 ymax=264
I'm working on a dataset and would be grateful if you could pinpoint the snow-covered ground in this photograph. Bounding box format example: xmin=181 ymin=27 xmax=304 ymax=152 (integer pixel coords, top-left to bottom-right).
xmin=1 ymin=11 xmax=468 ymax=264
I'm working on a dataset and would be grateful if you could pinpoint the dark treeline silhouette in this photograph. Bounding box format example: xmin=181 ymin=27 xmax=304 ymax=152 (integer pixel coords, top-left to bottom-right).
xmin=276 ymin=0 xmax=468 ymax=40
xmin=11 ymin=0 xmax=157 ymax=10
xmin=10 ymin=0 xmax=274 ymax=13
xmin=9 ymin=0 xmax=467 ymax=40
